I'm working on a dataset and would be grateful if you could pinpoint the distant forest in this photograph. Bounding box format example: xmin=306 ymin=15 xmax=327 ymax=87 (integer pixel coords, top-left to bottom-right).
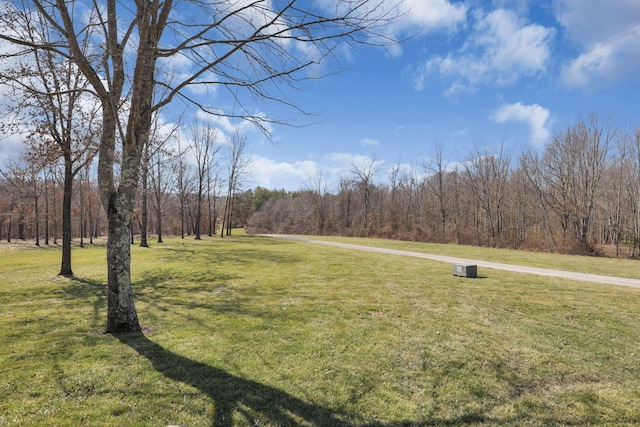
xmin=3 ymin=114 xmax=640 ymax=258
xmin=247 ymin=115 xmax=640 ymax=258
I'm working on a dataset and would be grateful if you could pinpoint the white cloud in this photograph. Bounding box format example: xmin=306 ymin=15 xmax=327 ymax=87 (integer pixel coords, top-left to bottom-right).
xmin=195 ymin=110 xmax=272 ymax=138
xmin=554 ymin=0 xmax=640 ymax=88
xmin=492 ymin=102 xmax=550 ymax=145
xmin=553 ymin=0 xmax=640 ymax=46
xmin=416 ymin=8 xmax=554 ymax=92
xmin=0 ymin=134 xmax=26 ymax=167
xmin=247 ymin=156 xmax=318 ymax=190
xmin=324 ymin=153 xmax=385 ymax=181
xmin=392 ymin=0 xmax=467 ymax=35
xmin=245 ymin=152 xmax=391 ymax=191
xmin=385 ymin=0 xmax=468 ymax=56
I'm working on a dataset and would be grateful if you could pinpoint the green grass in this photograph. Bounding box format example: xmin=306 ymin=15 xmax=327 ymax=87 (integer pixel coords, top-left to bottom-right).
xmin=299 ymin=235 xmax=640 ymax=279
xmin=1 ymin=235 xmax=640 ymax=426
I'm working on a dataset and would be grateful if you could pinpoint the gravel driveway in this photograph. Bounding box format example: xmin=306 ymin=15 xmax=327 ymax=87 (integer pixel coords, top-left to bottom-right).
xmin=260 ymin=234 xmax=640 ymax=290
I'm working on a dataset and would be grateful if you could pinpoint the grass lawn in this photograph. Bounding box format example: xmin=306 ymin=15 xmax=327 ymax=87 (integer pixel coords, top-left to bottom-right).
xmin=1 ymin=234 xmax=639 ymax=426
xmin=297 ymin=235 xmax=640 ymax=279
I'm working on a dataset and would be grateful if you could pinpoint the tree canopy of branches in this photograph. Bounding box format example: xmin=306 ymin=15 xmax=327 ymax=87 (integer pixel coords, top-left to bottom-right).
xmin=0 ymin=0 xmax=397 ymax=332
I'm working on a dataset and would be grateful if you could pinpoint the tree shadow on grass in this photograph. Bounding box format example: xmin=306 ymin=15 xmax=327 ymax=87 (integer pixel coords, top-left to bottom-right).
xmin=63 ymin=275 xmax=107 ymax=329
xmin=114 ymin=333 xmax=519 ymax=427
xmin=114 ymin=331 xmax=361 ymax=427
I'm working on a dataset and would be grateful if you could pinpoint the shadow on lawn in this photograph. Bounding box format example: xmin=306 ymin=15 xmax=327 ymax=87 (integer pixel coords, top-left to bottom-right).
xmin=114 ymin=332 xmax=508 ymax=427
xmin=115 ymin=331 xmax=360 ymax=427
xmin=64 ymin=275 xmax=107 ymax=329
xmin=85 ymin=239 xmax=516 ymax=426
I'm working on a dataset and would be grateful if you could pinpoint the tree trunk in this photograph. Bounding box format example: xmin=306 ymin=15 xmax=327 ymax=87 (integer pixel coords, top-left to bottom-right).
xmin=140 ymin=149 xmax=149 ymax=247
xmin=154 ymin=157 xmax=164 ymax=243
xmin=44 ymin=176 xmax=50 ymax=246
xmin=79 ymin=174 xmax=85 ymax=248
xmin=52 ymin=174 xmax=58 ymax=245
xmin=18 ymin=213 xmax=25 ymax=240
xmin=59 ymin=159 xmax=74 ymax=276
xmin=34 ymin=187 xmax=40 ymax=247
xmin=195 ymin=190 xmax=202 ymax=240
xmin=7 ymin=212 xmax=11 ymax=242
xmin=105 ymin=198 xmax=141 ymax=333
xmin=156 ymin=212 xmax=163 ymax=243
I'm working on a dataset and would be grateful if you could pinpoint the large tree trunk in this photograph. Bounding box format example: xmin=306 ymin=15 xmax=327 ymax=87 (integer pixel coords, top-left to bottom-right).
xmin=105 ymin=197 xmax=141 ymax=333
xmin=59 ymin=158 xmax=74 ymax=276
xmin=101 ymin=21 xmax=156 ymax=331
xmin=99 ymin=103 xmax=144 ymax=333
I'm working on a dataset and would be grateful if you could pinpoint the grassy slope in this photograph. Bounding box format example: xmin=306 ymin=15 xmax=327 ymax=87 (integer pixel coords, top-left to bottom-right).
xmin=0 ymin=235 xmax=639 ymax=426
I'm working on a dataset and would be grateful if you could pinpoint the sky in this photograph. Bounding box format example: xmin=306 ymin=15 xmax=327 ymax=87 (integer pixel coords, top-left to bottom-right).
xmin=1 ymin=0 xmax=639 ymax=193
xmin=235 ymin=0 xmax=640 ymax=191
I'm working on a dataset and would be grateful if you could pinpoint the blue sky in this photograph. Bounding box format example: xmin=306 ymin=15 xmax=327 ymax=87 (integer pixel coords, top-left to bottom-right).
xmin=1 ymin=0 xmax=639 ymax=193
xmin=230 ymin=0 xmax=640 ymax=191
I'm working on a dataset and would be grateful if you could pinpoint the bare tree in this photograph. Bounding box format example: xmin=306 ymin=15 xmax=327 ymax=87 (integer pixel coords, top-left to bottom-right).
xmin=1 ymin=0 xmax=400 ymax=332
xmin=188 ymin=121 xmax=220 ymax=240
xmin=305 ymin=171 xmax=330 ymax=234
xmin=150 ymin=143 xmax=178 ymax=244
xmin=172 ymin=140 xmax=194 ymax=240
xmin=0 ymin=155 xmax=44 ymax=244
xmin=569 ymin=116 xmax=613 ymax=246
xmin=207 ymin=168 xmax=223 ymax=237
xmin=350 ymin=156 xmax=379 ymax=231
xmin=338 ymin=177 xmax=355 ymax=230
xmin=221 ymin=131 xmax=250 ymax=237
xmin=139 ymin=115 xmax=179 ymax=246
xmin=520 ymin=116 xmax=614 ymax=251
xmin=425 ymin=145 xmax=449 ymax=242
xmin=617 ymin=126 xmax=640 ymax=256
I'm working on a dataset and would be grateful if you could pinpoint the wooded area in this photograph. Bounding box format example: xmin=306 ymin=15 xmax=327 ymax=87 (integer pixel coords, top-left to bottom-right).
xmin=3 ymin=114 xmax=640 ymax=258
xmin=247 ymin=116 xmax=640 ymax=258
xmin=0 ymin=134 xmax=254 ymax=246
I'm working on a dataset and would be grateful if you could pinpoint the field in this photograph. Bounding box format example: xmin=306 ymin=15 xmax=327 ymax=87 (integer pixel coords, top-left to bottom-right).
xmin=1 ymin=234 xmax=640 ymax=426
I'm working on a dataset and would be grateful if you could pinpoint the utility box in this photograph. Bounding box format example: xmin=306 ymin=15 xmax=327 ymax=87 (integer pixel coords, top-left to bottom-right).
xmin=452 ymin=263 xmax=477 ymax=278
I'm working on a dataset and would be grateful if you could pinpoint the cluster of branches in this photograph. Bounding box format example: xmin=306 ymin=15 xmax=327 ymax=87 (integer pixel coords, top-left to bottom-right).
xmin=247 ymin=116 xmax=640 ymax=258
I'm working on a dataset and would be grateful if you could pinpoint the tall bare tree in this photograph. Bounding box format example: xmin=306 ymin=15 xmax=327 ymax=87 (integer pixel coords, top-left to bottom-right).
xmin=350 ymin=156 xmax=379 ymax=231
xmin=522 ymin=116 xmax=613 ymax=250
xmin=173 ymin=140 xmax=194 ymax=240
xmin=306 ymin=171 xmax=330 ymax=234
xmin=139 ymin=115 xmax=178 ymax=246
xmin=149 ymin=137 xmax=178 ymax=244
xmin=425 ymin=145 xmax=449 ymax=242
xmin=1 ymin=0 xmax=398 ymax=332
xmin=221 ymin=131 xmax=250 ymax=237
xmin=188 ymin=121 xmax=220 ymax=240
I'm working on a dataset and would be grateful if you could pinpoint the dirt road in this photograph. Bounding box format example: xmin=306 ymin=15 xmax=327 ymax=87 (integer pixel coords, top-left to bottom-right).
xmin=260 ymin=234 xmax=640 ymax=290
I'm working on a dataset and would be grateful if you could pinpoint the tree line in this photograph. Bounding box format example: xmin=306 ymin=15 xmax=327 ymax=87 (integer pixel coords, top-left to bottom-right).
xmin=0 ymin=127 xmax=255 ymax=247
xmin=247 ymin=115 xmax=640 ymax=258
xmin=4 ymin=114 xmax=639 ymax=261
